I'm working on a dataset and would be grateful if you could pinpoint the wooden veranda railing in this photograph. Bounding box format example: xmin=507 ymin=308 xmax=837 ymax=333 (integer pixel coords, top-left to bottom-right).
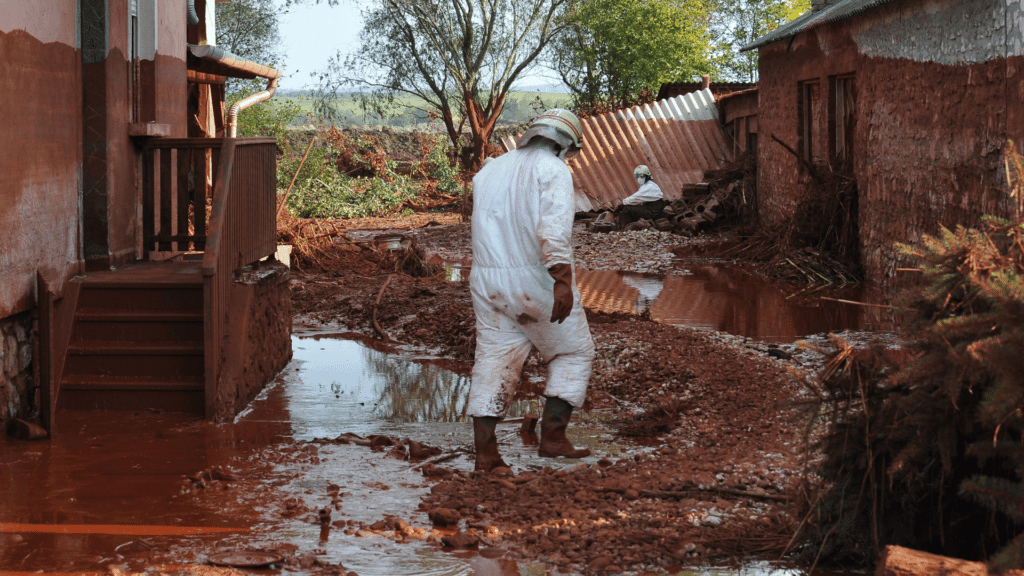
xmin=141 ymin=137 xmax=278 ymax=417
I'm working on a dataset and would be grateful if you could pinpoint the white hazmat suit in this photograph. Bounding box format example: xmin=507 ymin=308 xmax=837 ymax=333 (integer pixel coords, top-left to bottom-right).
xmin=466 ymin=144 xmax=595 ymax=418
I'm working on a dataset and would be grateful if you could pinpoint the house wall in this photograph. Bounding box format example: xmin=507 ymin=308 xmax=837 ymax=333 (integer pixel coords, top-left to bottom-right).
xmin=82 ymin=0 xmax=187 ymax=268
xmin=1 ymin=0 xmax=190 ymax=425
xmin=757 ymin=0 xmax=1024 ymax=285
xmin=0 ymin=5 xmax=82 ymax=425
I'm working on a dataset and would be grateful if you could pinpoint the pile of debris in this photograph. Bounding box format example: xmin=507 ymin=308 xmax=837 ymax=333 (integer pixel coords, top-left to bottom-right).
xmin=583 ymin=154 xmax=756 ymax=236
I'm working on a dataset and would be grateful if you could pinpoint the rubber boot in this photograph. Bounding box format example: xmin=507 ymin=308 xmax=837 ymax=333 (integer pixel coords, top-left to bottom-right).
xmin=538 ymin=397 xmax=591 ymax=459
xmin=473 ymin=416 xmax=508 ymax=472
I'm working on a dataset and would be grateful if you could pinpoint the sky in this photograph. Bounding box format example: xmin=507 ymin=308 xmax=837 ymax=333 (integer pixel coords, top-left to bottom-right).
xmin=273 ymin=0 xmax=564 ymax=91
xmin=276 ymin=1 xmax=364 ymax=90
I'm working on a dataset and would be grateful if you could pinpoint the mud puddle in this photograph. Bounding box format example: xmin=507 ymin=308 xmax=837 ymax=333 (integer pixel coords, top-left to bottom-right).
xmin=445 ymin=262 xmax=892 ymax=344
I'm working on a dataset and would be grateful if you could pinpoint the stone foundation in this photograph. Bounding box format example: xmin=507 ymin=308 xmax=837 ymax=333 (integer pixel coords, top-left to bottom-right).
xmin=213 ymin=261 xmax=293 ymax=421
xmin=1 ymin=311 xmax=36 ymax=425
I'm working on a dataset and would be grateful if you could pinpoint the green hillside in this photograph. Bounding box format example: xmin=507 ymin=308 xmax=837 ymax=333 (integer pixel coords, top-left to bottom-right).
xmin=277 ymin=91 xmax=571 ymax=127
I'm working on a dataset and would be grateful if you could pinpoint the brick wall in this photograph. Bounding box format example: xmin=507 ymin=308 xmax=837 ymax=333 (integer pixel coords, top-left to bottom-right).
xmin=755 ymin=0 xmax=1024 ymax=286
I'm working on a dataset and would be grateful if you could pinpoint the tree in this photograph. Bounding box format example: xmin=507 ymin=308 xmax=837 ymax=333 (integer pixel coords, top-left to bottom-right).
xmin=215 ymin=0 xmax=288 ymax=91
xmin=551 ymin=0 xmax=715 ymax=114
xmin=313 ymin=0 xmax=572 ymax=171
xmin=709 ymin=0 xmax=809 ymax=82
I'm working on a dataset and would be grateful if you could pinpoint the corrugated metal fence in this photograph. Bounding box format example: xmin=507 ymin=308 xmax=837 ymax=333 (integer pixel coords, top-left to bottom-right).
xmin=502 ymin=88 xmax=731 ymax=212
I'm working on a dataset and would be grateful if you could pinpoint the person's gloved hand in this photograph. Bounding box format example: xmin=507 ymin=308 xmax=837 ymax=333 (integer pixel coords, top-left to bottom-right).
xmin=548 ymin=263 xmax=574 ymax=324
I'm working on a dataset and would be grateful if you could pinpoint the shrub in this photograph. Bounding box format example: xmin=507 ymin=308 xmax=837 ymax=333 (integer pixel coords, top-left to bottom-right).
xmin=800 ymin=142 xmax=1024 ymax=569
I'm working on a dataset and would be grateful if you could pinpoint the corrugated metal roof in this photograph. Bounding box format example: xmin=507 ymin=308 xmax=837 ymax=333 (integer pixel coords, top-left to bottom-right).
xmin=502 ymin=88 xmax=730 ymax=212
xmin=741 ymin=0 xmax=898 ymax=52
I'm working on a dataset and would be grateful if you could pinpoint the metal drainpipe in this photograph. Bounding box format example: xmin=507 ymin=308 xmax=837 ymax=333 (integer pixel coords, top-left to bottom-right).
xmin=226 ymin=77 xmax=279 ymax=138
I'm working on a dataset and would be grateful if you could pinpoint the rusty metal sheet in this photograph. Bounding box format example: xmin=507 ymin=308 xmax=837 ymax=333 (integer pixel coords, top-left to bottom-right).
xmin=742 ymin=0 xmax=897 ymax=52
xmin=501 ymin=88 xmax=730 ymax=212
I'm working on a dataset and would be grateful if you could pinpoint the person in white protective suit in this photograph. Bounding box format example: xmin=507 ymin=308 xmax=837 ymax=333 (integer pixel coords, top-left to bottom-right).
xmin=615 ymin=165 xmax=668 ymax=229
xmin=467 ymin=109 xmax=595 ymax=472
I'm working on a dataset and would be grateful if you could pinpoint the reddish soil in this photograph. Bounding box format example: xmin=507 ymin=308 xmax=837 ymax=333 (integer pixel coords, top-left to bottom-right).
xmin=284 ymin=213 xmax=815 ymax=573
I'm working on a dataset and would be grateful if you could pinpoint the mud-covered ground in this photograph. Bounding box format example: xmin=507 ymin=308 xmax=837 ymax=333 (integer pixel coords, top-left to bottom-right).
xmin=281 ymin=213 xmax=825 ymax=574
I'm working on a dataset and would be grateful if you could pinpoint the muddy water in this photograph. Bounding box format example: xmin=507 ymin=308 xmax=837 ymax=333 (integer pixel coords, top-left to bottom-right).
xmin=446 ymin=262 xmax=892 ymax=344
xmin=1 ymin=332 xmax=838 ymax=576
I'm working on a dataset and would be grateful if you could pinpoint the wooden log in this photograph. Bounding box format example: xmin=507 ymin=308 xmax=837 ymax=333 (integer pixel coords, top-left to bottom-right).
xmin=876 ymin=545 xmax=1024 ymax=576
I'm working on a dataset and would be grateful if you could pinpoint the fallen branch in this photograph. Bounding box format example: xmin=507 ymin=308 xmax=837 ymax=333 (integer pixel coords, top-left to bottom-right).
xmin=819 ymin=296 xmax=893 ymax=309
xmin=371 ymin=274 xmax=396 ymax=342
xmin=411 ymin=450 xmax=468 ymax=471
xmin=596 ymin=485 xmax=791 ymax=503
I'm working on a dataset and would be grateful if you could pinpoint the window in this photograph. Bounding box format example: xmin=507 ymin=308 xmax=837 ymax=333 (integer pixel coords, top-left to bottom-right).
xmin=830 ymin=74 xmax=855 ymax=166
xmin=798 ymin=79 xmax=822 ymax=166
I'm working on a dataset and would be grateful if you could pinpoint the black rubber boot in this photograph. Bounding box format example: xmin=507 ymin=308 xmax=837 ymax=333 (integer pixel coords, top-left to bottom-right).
xmin=538 ymin=397 xmax=591 ymax=459
xmin=473 ymin=416 xmax=509 ymax=472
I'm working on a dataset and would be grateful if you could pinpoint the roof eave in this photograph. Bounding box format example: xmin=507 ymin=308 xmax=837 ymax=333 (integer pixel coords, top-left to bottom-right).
xmin=186 ymin=44 xmax=283 ymax=80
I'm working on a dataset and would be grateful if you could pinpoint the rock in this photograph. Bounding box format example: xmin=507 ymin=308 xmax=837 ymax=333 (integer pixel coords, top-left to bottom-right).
xmin=440 ymin=531 xmax=479 ymax=548
xmin=702 ymin=515 xmax=722 ymax=527
xmin=491 ymin=466 xmax=514 ymax=477
xmin=407 ymin=440 xmax=442 ymax=459
xmin=427 ymin=507 xmax=461 ymax=526
xmin=588 ymin=555 xmax=613 ymax=571
xmin=479 ymin=547 xmax=505 ymax=559
xmin=623 ymin=489 xmax=639 ymax=500
xmin=420 ymin=463 xmax=454 ymax=478
xmin=7 ymin=418 xmax=47 ymax=440
xmin=369 ymin=435 xmax=395 ymax=450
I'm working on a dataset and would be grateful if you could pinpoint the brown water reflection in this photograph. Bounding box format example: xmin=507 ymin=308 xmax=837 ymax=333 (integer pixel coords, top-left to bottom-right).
xmin=577 ymin=265 xmax=893 ymax=343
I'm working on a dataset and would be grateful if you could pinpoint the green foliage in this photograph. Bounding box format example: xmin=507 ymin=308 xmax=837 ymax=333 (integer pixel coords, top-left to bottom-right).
xmin=281 ymin=147 xmax=420 ymax=219
xmin=214 ymin=0 xmax=288 ymax=92
xmin=553 ymin=0 xmax=714 ymax=112
xmin=709 ymin=0 xmax=810 ymax=81
xmin=414 ymin=133 xmax=461 ymax=195
xmin=313 ymin=0 xmax=571 ymax=170
xmin=802 ymin=142 xmax=1024 ymax=567
xmin=277 ymin=126 xmax=466 ymax=219
xmin=229 ymin=79 xmax=304 ymax=140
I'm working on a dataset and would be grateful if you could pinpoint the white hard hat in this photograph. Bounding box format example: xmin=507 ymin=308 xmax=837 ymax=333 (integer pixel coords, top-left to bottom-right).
xmin=516 ymin=108 xmax=584 ymax=150
xmin=634 ymin=165 xmax=652 ymax=179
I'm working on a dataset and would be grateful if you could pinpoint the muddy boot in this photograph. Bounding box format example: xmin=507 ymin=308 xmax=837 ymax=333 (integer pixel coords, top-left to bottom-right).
xmin=473 ymin=416 xmax=508 ymax=472
xmin=538 ymin=397 xmax=591 ymax=459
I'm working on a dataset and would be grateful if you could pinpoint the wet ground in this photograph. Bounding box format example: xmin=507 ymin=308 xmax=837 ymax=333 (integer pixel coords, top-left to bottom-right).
xmin=1 ymin=330 xmax=848 ymax=575
xmin=3 ymin=220 xmax=888 ymax=575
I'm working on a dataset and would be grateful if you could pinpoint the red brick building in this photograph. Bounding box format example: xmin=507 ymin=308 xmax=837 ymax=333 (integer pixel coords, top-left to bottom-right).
xmin=744 ymin=0 xmax=1024 ymax=285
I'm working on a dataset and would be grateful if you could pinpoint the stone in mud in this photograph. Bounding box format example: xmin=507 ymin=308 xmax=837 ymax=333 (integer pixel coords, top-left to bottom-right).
xmin=441 ymin=531 xmax=479 ymax=548
xmin=491 ymin=466 xmax=514 ymax=477
xmin=480 ymin=546 xmax=505 ymax=558
xmin=407 ymin=440 xmax=442 ymax=459
xmin=369 ymin=435 xmax=395 ymax=450
xmin=421 ymin=463 xmax=455 ymax=478
xmin=428 ymin=507 xmax=461 ymax=526
xmin=623 ymin=489 xmax=640 ymax=500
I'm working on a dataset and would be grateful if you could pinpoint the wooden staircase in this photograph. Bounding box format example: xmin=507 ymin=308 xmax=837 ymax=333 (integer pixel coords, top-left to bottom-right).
xmin=57 ymin=265 xmax=206 ymax=414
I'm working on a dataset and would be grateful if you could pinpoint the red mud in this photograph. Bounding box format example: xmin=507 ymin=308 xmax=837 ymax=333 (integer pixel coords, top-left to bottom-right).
xmin=1 ymin=213 xmax=867 ymax=575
